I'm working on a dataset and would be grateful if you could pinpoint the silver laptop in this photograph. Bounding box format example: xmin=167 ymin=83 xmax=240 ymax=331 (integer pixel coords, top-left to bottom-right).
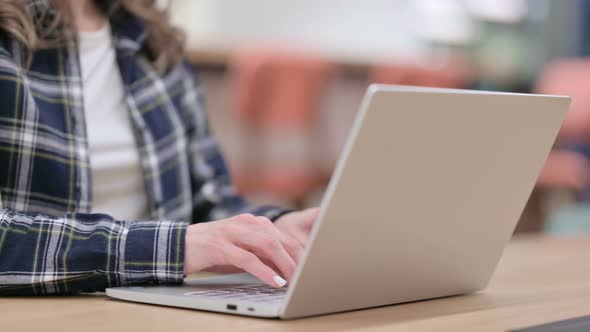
xmin=106 ymin=85 xmax=569 ymax=319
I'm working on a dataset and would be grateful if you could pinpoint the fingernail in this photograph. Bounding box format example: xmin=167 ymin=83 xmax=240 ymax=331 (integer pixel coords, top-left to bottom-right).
xmin=273 ymin=275 xmax=287 ymax=287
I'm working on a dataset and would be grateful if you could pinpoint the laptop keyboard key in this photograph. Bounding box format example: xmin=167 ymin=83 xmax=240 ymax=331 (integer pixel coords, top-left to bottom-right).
xmin=185 ymin=284 xmax=287 ymax=302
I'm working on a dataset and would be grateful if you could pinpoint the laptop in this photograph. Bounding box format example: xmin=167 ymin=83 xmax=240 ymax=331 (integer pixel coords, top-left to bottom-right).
xmin=106 ymin=85 xmax=570 ymax=319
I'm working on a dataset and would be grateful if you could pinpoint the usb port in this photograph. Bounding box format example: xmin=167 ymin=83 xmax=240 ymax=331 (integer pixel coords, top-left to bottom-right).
xmin=226 ymin=304 xmax=237 ymax=311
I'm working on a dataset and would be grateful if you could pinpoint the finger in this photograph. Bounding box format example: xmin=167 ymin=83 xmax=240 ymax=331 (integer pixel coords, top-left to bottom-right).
xmin=255 ymin=217 xmax=304 ymax=265
xmin=280 ymin=232 xmax=305 ymax=264
xmin=231 ymin=214 xmax=300 ymax=278
xmin=302 ymin=208 xmax=320 ymax=229
xmin=234 ymin=230 xmax=297 ymax=282
xmin=292 ymin=208 xmax=319 ymax=232
xmin=292 ymin=230 xmax=309 ymax=248
xmin=224 ymin=245 xmax=287 ymax=288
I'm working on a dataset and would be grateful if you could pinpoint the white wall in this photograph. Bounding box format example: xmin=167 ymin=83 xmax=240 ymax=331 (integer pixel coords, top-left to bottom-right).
xmin=170 ymin=0 xmax=428 ymax=64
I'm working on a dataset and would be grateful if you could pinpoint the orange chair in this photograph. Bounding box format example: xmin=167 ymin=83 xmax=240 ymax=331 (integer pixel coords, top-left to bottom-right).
xmin=535 ymin=58 xmax=590 ymax=192
xmin=368 ymin=56 xmax=472 ymax=89
xmin=228 ymin=48 xmax=335 ymax=207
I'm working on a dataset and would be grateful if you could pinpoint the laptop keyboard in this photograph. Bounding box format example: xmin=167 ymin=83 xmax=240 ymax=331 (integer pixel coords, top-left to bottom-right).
xmin=185 ymin=284 xmax=288 ymax=302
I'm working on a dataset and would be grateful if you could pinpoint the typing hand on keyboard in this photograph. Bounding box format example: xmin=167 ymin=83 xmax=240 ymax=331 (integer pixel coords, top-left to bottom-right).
xmin=183 ymin=214 xmax=304 ymax=288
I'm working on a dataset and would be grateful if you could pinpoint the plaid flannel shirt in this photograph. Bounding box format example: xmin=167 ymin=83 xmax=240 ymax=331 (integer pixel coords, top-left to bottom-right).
xmin=0 ymin=1 xmax=288 ymax=295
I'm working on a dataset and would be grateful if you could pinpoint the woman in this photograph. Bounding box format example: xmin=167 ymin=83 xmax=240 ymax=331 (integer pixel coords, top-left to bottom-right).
xmin=0 ymin=0 xmax=318 ymax=295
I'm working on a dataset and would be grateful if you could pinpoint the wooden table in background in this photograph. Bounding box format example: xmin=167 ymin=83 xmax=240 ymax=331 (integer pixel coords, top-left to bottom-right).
xmin=2 ymin=235 xmax=590 ymax=332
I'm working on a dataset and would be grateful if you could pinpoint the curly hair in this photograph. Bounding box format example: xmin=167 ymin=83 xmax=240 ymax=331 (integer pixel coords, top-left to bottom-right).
xmin=0 ymin=0 xmax=185 ymax=71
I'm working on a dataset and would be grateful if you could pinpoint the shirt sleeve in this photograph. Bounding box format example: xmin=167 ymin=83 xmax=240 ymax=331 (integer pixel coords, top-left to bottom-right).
xmin=0 ymin=208 xmax=186 ymax=295
xmin=180 ymin=62 xmax=293 ymax=223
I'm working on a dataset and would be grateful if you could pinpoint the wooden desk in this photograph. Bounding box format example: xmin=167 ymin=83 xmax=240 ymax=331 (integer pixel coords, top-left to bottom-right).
xmin=2 ymin=235 xmax=590 ymax=331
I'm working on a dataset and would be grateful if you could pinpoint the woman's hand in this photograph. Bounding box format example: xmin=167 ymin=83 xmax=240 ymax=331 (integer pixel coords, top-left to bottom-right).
xmin=274 ymin=208 xmax=319 ymax=247
xmin=184 ymin=214 xmax=304 ymax=287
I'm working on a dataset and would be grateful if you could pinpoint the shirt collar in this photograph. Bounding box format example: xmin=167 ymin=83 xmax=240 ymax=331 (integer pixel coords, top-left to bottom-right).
xmin=109 ymin=10 xmax=149 ymax=56
xmin=100 ymin=0 xmax=149 ymax=55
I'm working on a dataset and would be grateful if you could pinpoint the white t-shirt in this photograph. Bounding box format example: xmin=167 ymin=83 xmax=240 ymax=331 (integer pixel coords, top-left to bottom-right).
xmin=79 ymin=24 xmax=149 ymax=221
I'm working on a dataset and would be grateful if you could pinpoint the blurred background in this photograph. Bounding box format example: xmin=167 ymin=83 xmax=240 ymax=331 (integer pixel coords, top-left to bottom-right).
xmin=170 ymin=0 xmax=590 ymax=235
